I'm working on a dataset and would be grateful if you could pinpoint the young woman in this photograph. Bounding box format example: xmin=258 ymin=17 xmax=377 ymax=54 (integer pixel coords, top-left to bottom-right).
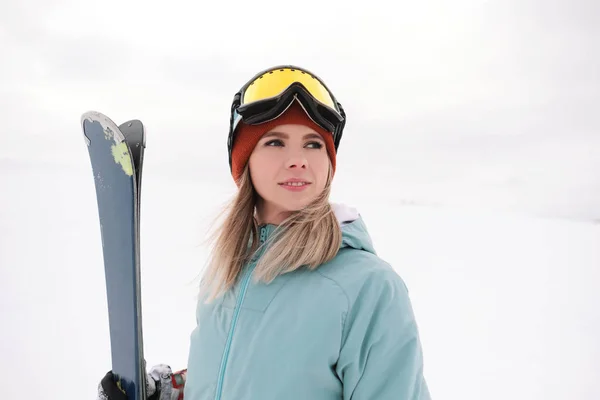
xmin=98 ymin=65 xmax=431 ymax=400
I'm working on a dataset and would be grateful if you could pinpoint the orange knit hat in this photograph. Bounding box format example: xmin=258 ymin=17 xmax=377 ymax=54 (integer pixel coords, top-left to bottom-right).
xmin=230 ymin=101 xmax=336 ymax=184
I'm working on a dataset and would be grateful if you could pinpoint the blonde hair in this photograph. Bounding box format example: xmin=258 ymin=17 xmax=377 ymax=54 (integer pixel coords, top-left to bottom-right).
xmin=199 ymin=163 xmax=342 ymax=302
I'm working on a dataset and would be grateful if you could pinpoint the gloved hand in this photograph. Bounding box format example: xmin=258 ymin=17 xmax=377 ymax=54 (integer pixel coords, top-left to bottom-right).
xmin=97 ymin=364 xmax=187 ymax=400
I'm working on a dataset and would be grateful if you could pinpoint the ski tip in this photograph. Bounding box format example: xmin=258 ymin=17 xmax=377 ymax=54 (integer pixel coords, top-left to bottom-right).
xmin=119 ymin=119 xmax=147 ymax=148
xmin=81 ymin=111 xmax=127 ymax=144
xmin=81 ymin=110 xmax=107 ymax=126
xmin=119 ymin=119 xmax=145 ymax=134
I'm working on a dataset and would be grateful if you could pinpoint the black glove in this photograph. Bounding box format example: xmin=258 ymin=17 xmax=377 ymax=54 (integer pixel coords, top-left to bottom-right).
xmin=96 ymin=365 xmax=187 ymax=400
xmin=98 ymin=371 xmax=129 ymax=400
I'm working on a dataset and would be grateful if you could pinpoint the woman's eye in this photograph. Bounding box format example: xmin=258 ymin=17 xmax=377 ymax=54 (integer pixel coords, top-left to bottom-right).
xmin=265 ymin=139 xmax=284 ymax=147
xmin=264 ymin=139 xmax=323 ymax=149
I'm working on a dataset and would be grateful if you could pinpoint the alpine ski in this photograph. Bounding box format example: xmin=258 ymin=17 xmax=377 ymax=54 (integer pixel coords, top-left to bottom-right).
xmin=81 ymin=111 xmax=147 ymax=400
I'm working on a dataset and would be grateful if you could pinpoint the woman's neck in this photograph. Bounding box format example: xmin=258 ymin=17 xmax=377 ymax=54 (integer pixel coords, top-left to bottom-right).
xmin=255 ymin=199 xmax=291 ymax=226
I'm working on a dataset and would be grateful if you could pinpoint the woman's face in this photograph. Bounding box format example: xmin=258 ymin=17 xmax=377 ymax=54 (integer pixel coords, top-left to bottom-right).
xmin=248 ymin=123 xmax=330 ymax=224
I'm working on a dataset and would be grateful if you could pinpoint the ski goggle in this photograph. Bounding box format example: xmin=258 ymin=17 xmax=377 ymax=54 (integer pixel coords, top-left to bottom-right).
xmin=227 ymin=65 xmax=346 ymax=169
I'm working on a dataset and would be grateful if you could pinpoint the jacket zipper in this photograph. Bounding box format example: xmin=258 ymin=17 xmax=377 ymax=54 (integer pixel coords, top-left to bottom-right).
xmin=214 ymin=226 xmax=268 ymax=400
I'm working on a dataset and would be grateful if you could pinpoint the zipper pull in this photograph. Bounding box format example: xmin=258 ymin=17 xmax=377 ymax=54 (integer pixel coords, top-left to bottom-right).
xmin=259 ymin=226 xmax=268 ymax=244
xmin=250 ymin=226 xmax=269 ymax=263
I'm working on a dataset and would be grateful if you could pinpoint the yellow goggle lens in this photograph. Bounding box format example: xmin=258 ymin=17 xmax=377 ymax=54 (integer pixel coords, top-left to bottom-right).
xmin=241 ymin=68 xmax=336 ymax=110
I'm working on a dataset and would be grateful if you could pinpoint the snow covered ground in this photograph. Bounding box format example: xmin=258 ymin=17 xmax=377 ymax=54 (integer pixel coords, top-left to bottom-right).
xmin=1 ymin=162 xmax=598 ymax=399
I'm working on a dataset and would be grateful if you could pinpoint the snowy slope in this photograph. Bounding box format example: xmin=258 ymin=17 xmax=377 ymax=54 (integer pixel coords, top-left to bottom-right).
xmin=1 ymin=164 xmax=598 ymax=399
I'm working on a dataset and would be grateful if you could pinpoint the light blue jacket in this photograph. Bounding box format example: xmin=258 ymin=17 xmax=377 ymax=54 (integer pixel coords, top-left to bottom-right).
xmin=184 ymin=204 xmax=431 ymax=399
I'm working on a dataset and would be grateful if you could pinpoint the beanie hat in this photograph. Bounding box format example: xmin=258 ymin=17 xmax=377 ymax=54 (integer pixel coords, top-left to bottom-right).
xmin=230 ymin=101 xmax=337 ymax=184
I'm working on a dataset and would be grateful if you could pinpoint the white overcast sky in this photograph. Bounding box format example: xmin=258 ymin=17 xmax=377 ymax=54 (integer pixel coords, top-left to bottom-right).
xmin=1 ymin=0 xmax=599 ymax=221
